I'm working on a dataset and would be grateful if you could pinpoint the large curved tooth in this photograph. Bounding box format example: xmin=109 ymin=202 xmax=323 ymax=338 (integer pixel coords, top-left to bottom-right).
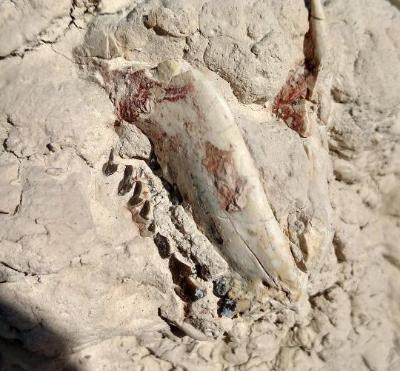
xmin=310 ymin=0 xmax=327 ymax=67
xmin=309 ymin=0 xmax=333 ymax=126
xmin=107 ymin=62 xmax=307 ymax=299
xmin=311 ymin=0 xmax=325 ymax=20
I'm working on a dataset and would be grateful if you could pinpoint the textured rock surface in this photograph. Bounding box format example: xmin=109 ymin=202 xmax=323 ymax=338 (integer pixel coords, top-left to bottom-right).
xmin=0 ymin=0 xmax=399 ymax=370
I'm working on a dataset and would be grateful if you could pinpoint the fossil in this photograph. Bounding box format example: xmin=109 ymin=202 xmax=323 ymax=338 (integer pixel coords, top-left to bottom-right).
xmin=310 ymin=0 xmax=328 ymax=67
xmin=101 ymin=60 xmax=307 ymax=299
xmin=118 ymin=165 xmax=134 ymax=195
xmin=272 ymin=0 xmax=331 ymax=136
xmin=88 ymin=1 xmax=335 ymax=300
xmin=102 ymin=148 xmax=118 ymax=176
xmin=125 ymin=175 xmax=153 ymax=227
xmin=309 ymin=0 xmax=333 ymax=126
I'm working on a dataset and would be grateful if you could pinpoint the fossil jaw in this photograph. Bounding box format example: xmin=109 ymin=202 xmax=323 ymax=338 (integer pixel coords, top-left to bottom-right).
xmin=103 ymin=61 xmax=307 ymax=299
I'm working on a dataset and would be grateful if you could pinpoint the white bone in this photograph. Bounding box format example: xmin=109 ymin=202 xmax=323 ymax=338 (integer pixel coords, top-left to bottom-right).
xmin=310 ymin=0 xmax=327 ymax=66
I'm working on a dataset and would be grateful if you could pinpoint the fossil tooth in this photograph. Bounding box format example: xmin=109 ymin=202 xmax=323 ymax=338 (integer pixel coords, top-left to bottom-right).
xmin=118 ymin=165 xmax=134 ymax=195
xmin=102 ymin=148 xmax=118 ymax=176
xmin=127 ymin=194 xmax=143 ymax=208
xmin=139 ymin=200 xmax=152 ymax=221
xmin=126 ymin=178 xmax=152 ymax=227
xmin=133 ymin=180 xmax=143 ymax=198
xmin=309 ymin=0 xmax=333 ymax=125
xmin=105 ymin=61 xmax=307 ymax=299
xmin=127 ymin=181 xmax=144 ymax=208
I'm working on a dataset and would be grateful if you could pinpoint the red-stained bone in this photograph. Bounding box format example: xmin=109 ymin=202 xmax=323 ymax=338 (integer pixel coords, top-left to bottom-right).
xmin=110 ymin=68 xmax=250 ymax=212
xmin=202 ymin=142 xmax=248 ymax=212
xmin=117 ymin=70 xmax=161 ymax=121
xmin=103 ymin=67 xmax=193 ymax=123
xmin=272 ymin=69 xmax=310 ymax=137
xmin=163 ymin=83 xmax=193 ymax=102
xmin=273 ymin=0 xmax=327 ymax=137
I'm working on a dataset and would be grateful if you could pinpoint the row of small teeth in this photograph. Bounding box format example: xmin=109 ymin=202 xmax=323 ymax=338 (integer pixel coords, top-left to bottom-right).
xmin=103 ymin=149 xmax=153 ymax=223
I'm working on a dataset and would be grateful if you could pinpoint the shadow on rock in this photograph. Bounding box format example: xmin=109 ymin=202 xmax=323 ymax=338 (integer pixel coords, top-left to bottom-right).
xmin=0 ymin=299 xmax=78 ymax=371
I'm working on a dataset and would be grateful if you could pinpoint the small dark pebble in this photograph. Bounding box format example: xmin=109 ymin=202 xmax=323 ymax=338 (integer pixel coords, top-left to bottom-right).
xmin=118 ymin=165 xmax=134 ymax=195
xmin=46 ymin=143 xmax=56 ymax=152
xmin=213 ymin=276 xmax=230 ymax=298
xmin=218 ymin=298 xmax=236 ymax=318
xmin=185 ymin=277 xmax=206 ymax=302
xmin=193 ymin=288 xmax=206 ymax=301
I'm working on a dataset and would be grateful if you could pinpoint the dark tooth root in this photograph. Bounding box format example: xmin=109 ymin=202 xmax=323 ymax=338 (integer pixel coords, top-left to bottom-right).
xmin=127 ymin=182 xmax=146 ymax=209
xmin=133 ymin=181 xmax=143 ymax=198
xmin=139 ymin=200 xmax=151 ymax=220
xmin=125 ymin=165 xmax=134 ymax=177
xmin=127 ymin=195 xmax=143 ymax=208
xmin=118 ymin=165 xmax=134 ymax=195
xmin=169 ymin=254 xmax=193 ymax=286
xmin=103 ymin=162 xmax=118 ymax=176
xmin=109 ymin=148 xmax=115 ymax=162
xmin=102 ymin=149 xmax=118 ymax=176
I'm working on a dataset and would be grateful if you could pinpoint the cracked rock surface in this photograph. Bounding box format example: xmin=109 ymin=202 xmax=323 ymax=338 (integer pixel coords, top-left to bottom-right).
xmin=0 ymin=0 xmax=399 ymax=370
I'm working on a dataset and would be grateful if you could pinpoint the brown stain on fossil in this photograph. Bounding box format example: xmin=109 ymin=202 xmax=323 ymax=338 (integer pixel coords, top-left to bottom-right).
xmin=202 ymin=142 xmax=249 ymax=212
xmin=103 ymin=67 xmax=194 ymax=123
xmin=272 ymin=0 xmax=326 ymax=137
xmin=272 ymin=69 xmax=310 ymax=137
xmin=114 ymin=70 xmax=160 ymax=121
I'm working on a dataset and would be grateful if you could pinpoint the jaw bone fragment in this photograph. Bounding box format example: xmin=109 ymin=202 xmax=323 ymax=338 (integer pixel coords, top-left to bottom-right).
xmin=103 ymin=60 xmax=307 ymax=299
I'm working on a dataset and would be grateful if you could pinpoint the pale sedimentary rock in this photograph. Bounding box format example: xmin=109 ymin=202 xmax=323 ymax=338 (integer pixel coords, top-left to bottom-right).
xmin=1 ymin=0 xmax=399 ymax=369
